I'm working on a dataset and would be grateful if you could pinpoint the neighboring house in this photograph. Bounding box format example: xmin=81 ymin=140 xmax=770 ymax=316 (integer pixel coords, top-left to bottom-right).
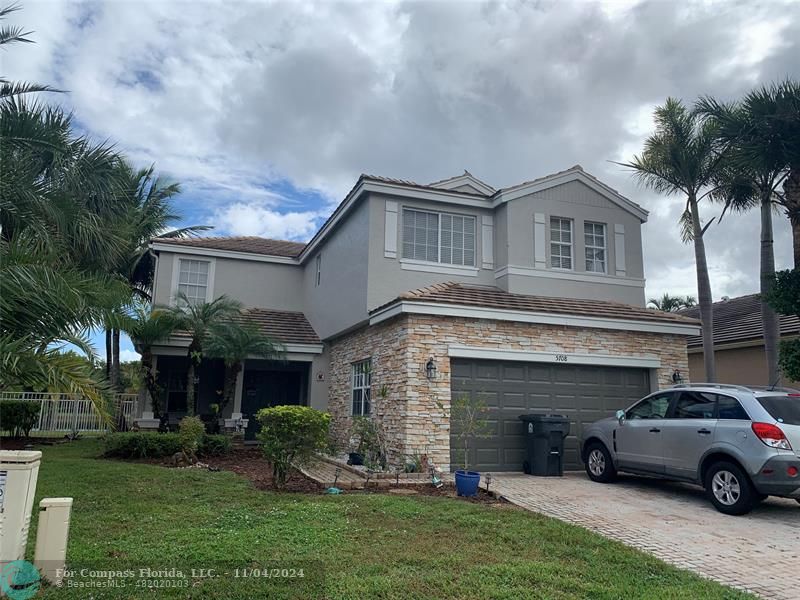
xmin=680 ymin=295 xmax=800 ymax=388
xmin=143 ymin=165 xmax=699 ymax=471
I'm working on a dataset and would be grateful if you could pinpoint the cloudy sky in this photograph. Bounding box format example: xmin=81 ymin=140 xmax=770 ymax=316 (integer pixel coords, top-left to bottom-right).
xmin=6 ymin=0 xmax=799 ymax=359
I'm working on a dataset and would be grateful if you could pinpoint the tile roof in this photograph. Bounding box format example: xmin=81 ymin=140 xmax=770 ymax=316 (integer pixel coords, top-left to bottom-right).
xmin=153 ymin=236 xmax=305 ymax=258
xmin=376 ymin=282 xmax=699 ymax=325
xmin=360 ymin=174 xmax=491 ymax=198
xmin=679 ymin=294 xmax=800 ymax=347
xmin=173 ymin=308 xmax=320 ymax=346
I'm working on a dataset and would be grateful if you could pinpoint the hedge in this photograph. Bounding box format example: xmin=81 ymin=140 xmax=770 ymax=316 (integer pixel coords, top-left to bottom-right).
xmin=103 ymin=432 xmax=232 ymax=459
xmin=0 ymin=400 xmax=41 ymax=438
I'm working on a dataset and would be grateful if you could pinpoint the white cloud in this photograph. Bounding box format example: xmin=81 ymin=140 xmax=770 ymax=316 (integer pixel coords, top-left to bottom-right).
xmin=214 ymin=203 xmax=325 ymax=241
xmin=119 ymin=349 xmax=141 ymax=363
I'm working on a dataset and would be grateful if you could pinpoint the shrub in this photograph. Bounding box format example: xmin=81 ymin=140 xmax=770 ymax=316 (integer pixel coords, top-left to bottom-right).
xmin=179 ymin=416 xmax=206 ymax=458
xmin=199 ymin=434 xmax=232 ymax=456
xmin=350 ymin=416 xmax=387 ymax=470
xmin=257 ymin=405 xmax=330 ymax=488
xmin=104 ymin=432 xmax=232 ymax=459
xmin=0 ymin=400 xmax=41 ymax=438
xmin=103 ymin=432 xmax=182 ymax=458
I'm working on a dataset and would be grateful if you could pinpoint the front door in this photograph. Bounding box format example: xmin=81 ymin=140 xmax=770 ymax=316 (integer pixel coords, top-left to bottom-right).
xmin=660 ymin=390 xmax=717 ymax=480
xmin=615 ymin=392 xmax=674 ymax=474
xmin=242 ymin=369 xmax=304 ymax=440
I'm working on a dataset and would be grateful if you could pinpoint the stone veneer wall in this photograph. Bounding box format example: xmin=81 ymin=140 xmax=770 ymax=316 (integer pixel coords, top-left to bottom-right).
xmin=328 ymin=314 xmax=690 ymax=471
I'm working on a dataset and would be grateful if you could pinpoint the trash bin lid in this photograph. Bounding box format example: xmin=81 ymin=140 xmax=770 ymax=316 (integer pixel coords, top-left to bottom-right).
xmin=518 ymin=413 xmax=568 ymax=423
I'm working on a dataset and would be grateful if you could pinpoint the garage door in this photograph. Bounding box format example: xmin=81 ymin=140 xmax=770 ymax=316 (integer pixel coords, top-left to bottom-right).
xmin=450 ymin=358 xmax=651 ymax=472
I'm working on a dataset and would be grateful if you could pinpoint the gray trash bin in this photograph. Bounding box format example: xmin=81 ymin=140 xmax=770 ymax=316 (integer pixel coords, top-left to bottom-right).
xmin=518 ymin=414 xmax=570 ymax=476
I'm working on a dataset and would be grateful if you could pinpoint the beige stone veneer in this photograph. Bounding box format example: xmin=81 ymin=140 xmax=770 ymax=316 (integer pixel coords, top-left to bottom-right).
xmin=328 ymin=314 xmax=689 ymax=471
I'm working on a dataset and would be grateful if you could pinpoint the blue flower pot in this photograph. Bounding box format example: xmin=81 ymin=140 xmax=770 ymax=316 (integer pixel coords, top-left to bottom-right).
xmin=454 ymin=470 xmax=481 ymax=497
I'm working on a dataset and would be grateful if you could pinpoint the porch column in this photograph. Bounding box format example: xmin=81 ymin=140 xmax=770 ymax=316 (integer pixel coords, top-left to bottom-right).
xmin=135 ymin=355 xmax=160 ymax=429
xmin=231 ymin=364 xmax=245 ymax=420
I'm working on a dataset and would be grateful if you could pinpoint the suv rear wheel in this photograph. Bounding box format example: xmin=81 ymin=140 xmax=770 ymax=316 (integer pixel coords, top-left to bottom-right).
xmin=584 ymin=442 xmax=617 ymax=483
xmin=705 ymin=461 xmax=755 ymax=515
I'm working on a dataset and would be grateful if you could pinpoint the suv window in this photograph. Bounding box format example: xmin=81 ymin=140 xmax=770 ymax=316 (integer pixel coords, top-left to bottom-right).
xmin=716 ymin=395 xmax=750 ymax=420
xmin=757 ymin=395 xmax=800 ymax=425
xmin=673 ymin=391 xmax=715 ymax=419
xmin=627 ymin=393 xmax=671 ymax=420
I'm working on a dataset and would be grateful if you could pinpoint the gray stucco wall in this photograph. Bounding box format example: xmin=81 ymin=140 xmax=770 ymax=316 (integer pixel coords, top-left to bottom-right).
xmin=152 ymin=251 xmax=305 ymax=311
xmin=498 ymin=180 xmax=646 ymax=306
xmin=302 ymin=197 xmax=371 ymax=340
xmin=366 ymin=193 xmax=496 ymax=312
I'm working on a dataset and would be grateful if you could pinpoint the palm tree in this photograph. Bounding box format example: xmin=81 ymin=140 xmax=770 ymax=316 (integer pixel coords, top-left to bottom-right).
xmin=205 ymin=320 xmax=284 ymax=415
xmin=104 ymin=162 xmax=208 ymax=389
xmin=647 ymin=293 xmax=697 ymax=312
xmin=0 ymin=4 xmax=60 ymax=99
xmin=618 ymin=99 xmax=722 ymax=381
xmin=166 ymin=293 xmax=243 ymax=416
xmin=126 ymin=302 xmax=178 ymax=417
xmin=695 ymin=88 xmax=793 ymax=384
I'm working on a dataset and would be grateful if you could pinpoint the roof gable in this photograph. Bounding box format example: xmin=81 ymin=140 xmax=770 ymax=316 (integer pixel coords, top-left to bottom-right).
xmin=428 ymin=171 xmax=495 ymax=196
xmin=494 ymin=165 xmax=649 ymax=223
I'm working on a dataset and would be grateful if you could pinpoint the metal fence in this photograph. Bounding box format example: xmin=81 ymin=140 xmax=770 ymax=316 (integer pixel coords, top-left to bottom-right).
xmin=0 ymin=392 xmax=139 ymax=433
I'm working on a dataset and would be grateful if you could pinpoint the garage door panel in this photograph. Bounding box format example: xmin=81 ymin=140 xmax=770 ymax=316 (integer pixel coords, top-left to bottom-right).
xmin=451 ymin=358 xmax=651 ymax=471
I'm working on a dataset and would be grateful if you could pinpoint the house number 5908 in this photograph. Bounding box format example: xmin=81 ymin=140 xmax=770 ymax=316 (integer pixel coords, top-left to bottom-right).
xmin=555 ymin=354 xmax=568 ymax=362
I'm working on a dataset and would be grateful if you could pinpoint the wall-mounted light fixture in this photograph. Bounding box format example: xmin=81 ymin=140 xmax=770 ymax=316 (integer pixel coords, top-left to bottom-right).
xmin=672 ymin=369 xmax=684 ymax=384
xmin=425 ymin=357 xmax=437 ymax=380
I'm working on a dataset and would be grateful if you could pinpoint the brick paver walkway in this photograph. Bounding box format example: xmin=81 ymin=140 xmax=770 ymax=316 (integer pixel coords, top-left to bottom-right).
xmin=488 ymin=472 xmax=800 ymax=599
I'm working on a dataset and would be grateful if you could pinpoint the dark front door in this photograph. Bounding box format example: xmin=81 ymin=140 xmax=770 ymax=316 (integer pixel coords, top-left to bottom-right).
xmin=242 ymin=369 xmax=305 ymax=440
xmin=450 ymin=359 xmax=652 ymax=471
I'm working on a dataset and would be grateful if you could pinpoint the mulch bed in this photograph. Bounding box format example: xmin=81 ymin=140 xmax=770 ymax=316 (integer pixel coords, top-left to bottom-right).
xmin=0 ymin=437 xmax=69 ymax=450
xmin=204 ymin=447 xmax=323 ymax=493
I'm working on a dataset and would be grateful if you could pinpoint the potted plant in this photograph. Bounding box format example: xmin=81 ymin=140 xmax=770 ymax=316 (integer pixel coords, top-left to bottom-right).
xmin=451 ymin=393 xmax=490 ymax=497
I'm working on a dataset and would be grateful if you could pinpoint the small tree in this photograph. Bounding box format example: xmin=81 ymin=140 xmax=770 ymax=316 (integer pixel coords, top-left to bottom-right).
xmin=647 ymin=293 xmax=697 ymax=312
xmin=767 ymin=269 xmax=800 ymax=382
xmin=178 ymin=415 xmax=205 ymax=464
xmin=257 ymin=406 xmax=330 ymax=489
xmin=450 ymin=393 xmax=490 ymax=471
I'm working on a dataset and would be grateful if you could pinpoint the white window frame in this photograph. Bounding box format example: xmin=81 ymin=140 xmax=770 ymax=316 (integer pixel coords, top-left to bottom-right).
xmin=401 ymin=208 xmax=476 ymax=267
xmin=351 ymin=359 xmax=372 ymax=416
xmin=549 ymin=217 xmax=573 ymax=270
xmin=584 ymin=221 xmax=607 ymax=274
xmin=170 ymin=256 xmax=215 ymax=306
xmin=315 ymin=254 xmax=322 ymax=287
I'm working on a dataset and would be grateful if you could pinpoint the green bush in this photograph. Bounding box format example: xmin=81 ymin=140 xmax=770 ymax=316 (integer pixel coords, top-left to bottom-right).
xmin=104 ymin=432 xmax=232 ymax=459
xmin=199 ymin=434 xmax=232 ymax=456
xmin=257 ymin=405 xmax=330 ymax=488
xmin=103 ymin=432 xmax=182 ymax=458
xmin=0 ymin=400 xmax=41 ymax=438
xmin=179 ymin=416 xmax=206 ymax=457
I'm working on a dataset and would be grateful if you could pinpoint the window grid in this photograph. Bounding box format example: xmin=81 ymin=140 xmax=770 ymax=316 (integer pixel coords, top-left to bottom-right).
xmin=584 ymin=222 xmax=607 ymax=273
xmin=402 ymin=208 xmax=476 ymax=266
xmin=550 ymin=217 xmax=573 ymax=269
xmin=351 ymin=360 xmax=372 ymax=416
xmin=178 ymin=259 xmax=209 ymax=306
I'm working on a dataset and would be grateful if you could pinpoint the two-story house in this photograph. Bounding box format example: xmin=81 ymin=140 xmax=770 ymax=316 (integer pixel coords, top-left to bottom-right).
xmin=143 ymin=165 xmax=699 ymax=471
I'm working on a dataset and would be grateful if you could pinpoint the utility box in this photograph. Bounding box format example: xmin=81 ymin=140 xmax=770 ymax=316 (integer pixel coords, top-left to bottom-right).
xmin=34 ymin=497 xmax=73 ymax=585
xmin=518 ymin=414 xmax=570 ymax=476
xmin=0 ymin=451 xmax=42 ymax=564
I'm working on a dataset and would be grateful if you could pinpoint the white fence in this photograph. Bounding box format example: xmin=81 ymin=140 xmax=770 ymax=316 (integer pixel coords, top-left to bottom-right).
xmin=0 ymin=392 xmax=139 ymax=433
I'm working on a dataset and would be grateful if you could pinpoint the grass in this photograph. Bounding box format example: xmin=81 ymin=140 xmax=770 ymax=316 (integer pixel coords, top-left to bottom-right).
xmin=19 ymin=440 xmax=748 ymax=599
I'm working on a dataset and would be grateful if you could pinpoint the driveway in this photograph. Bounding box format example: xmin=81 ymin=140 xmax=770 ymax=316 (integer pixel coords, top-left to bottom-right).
xmin=487 ymin=472 xmax=800 ymax=599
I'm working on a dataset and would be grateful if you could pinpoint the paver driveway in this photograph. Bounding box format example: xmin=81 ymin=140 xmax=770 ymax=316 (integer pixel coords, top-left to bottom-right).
xmin=487 ymin=472 xmax=800 ymax=599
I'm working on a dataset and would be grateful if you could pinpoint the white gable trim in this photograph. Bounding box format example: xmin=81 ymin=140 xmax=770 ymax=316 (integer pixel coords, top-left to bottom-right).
xmin=492 ymin=170 xmax=649 ymax=223
xmin=369 ymin=300 xmax=699 ymax=336
xmin=151 ymin=242 xmax=299 ymax=265
xmin=429 ymin=173 xmax=495 ymax=195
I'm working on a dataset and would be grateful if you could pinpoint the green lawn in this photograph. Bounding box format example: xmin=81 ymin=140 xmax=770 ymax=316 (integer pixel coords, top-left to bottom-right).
xmin=21 ymin=440 xmax=747 ymax=599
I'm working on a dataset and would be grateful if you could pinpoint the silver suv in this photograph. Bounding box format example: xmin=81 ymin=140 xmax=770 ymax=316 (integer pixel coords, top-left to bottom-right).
xmin=580 ymin=384 xmax=800 ymax=515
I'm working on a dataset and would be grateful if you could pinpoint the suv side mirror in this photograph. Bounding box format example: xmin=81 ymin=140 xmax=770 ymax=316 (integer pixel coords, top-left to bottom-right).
xmin=615 ymin=409 xmax=626 ymax=425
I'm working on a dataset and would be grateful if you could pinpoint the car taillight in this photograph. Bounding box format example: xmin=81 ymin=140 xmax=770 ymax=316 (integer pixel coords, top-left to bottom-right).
xmin=751 ymin=422 xmax=793 ymax=450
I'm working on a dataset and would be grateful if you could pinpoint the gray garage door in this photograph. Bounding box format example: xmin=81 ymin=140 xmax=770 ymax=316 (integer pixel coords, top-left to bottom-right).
xmin=450 ymin=358 xmax=651 ymax=472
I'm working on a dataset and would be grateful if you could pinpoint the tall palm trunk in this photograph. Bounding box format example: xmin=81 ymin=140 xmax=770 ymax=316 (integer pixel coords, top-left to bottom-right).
xmin=785 ymin=166 xmax=800 ymax=268
xmin=111 ymin=328 xmax=121 ymax=390
xmin=141 ymin=349 xmax=161 ymax=417
xmin=221 ymin=361 xmax=241 ymax=414
xmin=105 ymin=329 xmax=112 ymax=379
xmin=759 ymin=196 xmax=781 ymax=385
xmin=185 ymin=343 xmax=200 ymax=416
xmin=689 ymin=195 xmax=716 ymax=382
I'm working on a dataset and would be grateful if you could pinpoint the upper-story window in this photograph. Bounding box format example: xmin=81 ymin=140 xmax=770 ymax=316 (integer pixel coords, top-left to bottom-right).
xmin=550 ymin=217 xmax=573 ymax=270
xmin=315 ymin=254 xmax=322 ymax=287
xmin=402 ymin=208 xmax=476 ymax=266
xmin=584 ymin=222 xmax=607 ymax=273
xmin=177 ymin=259 xmax=210 ymax=306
